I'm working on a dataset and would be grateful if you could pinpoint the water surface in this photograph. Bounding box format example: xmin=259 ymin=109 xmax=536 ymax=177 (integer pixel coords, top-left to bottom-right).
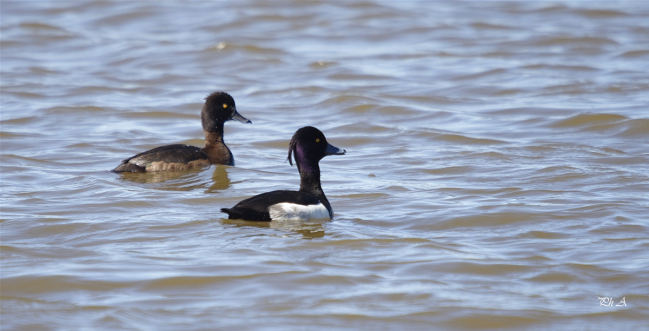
xmin=2 ymin=1 xmax=648 ymax=330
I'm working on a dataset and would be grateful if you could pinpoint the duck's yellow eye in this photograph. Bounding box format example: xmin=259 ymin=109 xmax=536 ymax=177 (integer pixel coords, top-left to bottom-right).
xmin=222 ymin=103 xmax=228 ymax=108
xmin=316 ymin=138 xmax=320 ymax=143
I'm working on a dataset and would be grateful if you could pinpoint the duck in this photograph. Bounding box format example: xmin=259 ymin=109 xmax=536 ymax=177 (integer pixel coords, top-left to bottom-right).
xmin=221 ymin=126 xmax=345 ymax=221
xmin=112 ymin=91 xmax=251 ymax=172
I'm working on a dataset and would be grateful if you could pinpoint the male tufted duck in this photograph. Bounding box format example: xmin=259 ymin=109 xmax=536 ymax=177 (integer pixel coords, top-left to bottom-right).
xmin=221 ymin=126 xmax=345 ymax=221
xmin=112 ymin=92 xmax=250 ymax=172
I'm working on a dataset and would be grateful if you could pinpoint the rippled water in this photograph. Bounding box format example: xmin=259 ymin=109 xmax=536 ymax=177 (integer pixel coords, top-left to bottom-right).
xmin=2 ymin=1 xmax=649 ymax=330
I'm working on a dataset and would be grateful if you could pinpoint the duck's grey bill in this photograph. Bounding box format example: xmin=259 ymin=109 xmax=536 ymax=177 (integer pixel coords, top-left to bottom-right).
xmin=325 ymin=143 xmax=346 ymax=156
xmin=231 ymin=109 xmax=252 ymax=124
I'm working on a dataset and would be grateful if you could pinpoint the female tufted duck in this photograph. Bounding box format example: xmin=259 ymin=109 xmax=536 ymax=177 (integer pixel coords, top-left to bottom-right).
xmin=112 ymin=92 xmax=251 ymax=172
xmin=221 ymin=126 xmax=345 ymax=221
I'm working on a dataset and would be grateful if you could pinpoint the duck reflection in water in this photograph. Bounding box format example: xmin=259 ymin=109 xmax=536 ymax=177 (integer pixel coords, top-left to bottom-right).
xmin=206 ymin=165 xmax=231 ymax=192
xmin=221 ymin=218 xmax=326 ymax=239
xmin=116 ymin=165 xmax=231 ymax=191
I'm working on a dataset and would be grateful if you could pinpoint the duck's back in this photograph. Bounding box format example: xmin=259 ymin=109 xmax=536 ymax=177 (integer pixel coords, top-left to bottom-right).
xmin=221 ymin=190 xmax=329 ymax=221
xmin=113 ymin=144 xmax=210 ymax=172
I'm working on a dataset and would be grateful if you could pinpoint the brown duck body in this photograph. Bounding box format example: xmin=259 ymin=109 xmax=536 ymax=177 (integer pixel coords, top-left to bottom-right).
xmin=112 ymin=92 xmax=250 ymax=173
xmin=112 ymin=143 xmax=227 ymax=173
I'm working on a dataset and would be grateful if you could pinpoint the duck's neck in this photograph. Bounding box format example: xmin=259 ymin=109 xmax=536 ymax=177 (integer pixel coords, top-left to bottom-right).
xmin=296 ymin=151 xmax=332 ymax=217
xmin=202 ymin=122 xmax=233 ymax=166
